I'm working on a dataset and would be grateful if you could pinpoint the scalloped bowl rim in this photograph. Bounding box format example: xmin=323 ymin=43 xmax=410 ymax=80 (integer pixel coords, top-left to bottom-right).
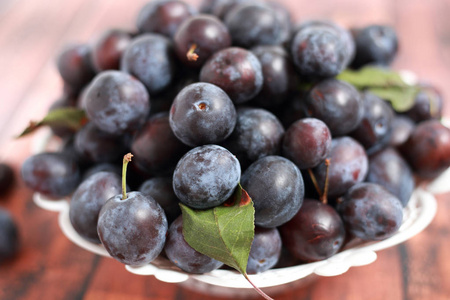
xmin=33 ymin=184 xmax=440 ymax=289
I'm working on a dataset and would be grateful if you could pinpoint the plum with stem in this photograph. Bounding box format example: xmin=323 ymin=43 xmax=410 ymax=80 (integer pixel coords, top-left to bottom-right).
xmin=97 ymin=154 xmax=168 ymax=266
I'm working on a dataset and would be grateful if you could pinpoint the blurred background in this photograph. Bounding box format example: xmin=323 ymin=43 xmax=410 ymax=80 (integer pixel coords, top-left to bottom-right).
xmin=0 ymin=0 xmax=449 ymax=299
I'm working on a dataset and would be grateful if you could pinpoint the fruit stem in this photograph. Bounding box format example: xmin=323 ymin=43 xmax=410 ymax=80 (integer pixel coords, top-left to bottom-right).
xmin=307 ymin=168 xmax=323 ymax=198
xmin=186 ymin=43 xmax=199 ymax=61
xmin=320 ymin=159 xmax=331 ymax=205
xmin=243 ymin=273 xmax=274 ymax=300
xmin=122 ymin=153 xmax=133 ymax=200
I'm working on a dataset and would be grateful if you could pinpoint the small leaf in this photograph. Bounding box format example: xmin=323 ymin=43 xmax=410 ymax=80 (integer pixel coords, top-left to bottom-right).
xmin=181 ymin=186 xmax=273 ymax=300
xmin=17 ymin=107 xmax=88 ymax=138
xmin=180 ymin=184 xmax=254 ymax=274
xmin=337 ymin=66 xmax=408 ymax=89
xmin=368 ymin=86 xmax=421 ymax=112
xmin=337 ymin=66 xmax=421 ymax=112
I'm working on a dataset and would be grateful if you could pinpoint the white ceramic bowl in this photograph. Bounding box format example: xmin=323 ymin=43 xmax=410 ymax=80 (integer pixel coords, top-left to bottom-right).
xmin=30 ymin=126 xmax=449 ymax=298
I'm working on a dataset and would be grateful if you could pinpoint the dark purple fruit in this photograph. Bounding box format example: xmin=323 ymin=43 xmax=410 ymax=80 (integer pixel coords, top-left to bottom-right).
xmin=246 ymin=227 xmax=282 ymax=274
xmin=291 ymin=22 xmax=352 ymax=78
xmin=304 ymin=79 xmax=364 ymax=136
xmin=400 ymin=120 xmax=450 ymax=179
xmin=367 ymin=148 xmax=414 ymax=207
xmin=211 ymin=0 xmax=258 ymax=19
xmin=224 ymin=3 xmax=289 ymax=48
xmin=172 ymin=145 xmax=241 ymax=209
xmin=314 ymin=137 xmax=368 ymax=198
xmin=74 ymin=123 xmax=127 ymax=164
xmin=174 ymin=14 xmax=231 ymax=68
xmin=282 ymin=118 xmax=332 ymax=169
xmin=0 ymin=163 xmax=14 ymax=196
xmin=70 ymin=172 xmax=122 ymax=243
xmin=241 ymin=156 xmax=304 ymax=228
xmin=121 ymin=34 xmax=177 ymax=95
xmin=165 ymin=216 xmax=223 ymax=273
xmin=136 ymin=0 xmax=197 ymax=38
xmin=0 ymin=209 xmax=19 ymax=262
xmin=56 ymin=44 xmax=96 ymax=90
xmin=388 ymin=116 xmax=415 ymax=147
xmin=90 ymin=29 xmax=131 ymax=72
xmin=265 ymin=0 xmax=293 ymax=46
xmin=337 ymin=183 xmax=403 ymax=241
xmin=139 ymin=177 xmax=181 ymax=224
xmin=21 ymin=152 xmax=80 ymax=199
xmin=250 ymin=45 xmax=297 ymax=108
xmin=294 ymin=20 xmax=355 ymax=67
xmin=83 ymin=71 xmax=150 ymax=135
xmin=97 ymin=191 xmax=168 ymax=266
xmin=169 ymin=82 xmax=236 ymax=147
xmin=350 ymin=91 xmax=394 ymax=154
xmin=404 ymin=84 xmax=443 ymax=123
xmin=200 ymin=47 xmax=263 ymax=104
xmin=132 ymin=112 xmax=189 ymax=176
xmin=221 ymin=107 xmax=285 ymax=168
xmin=280 ymin=199 xmax=345 ymax=262
xmin=351 ymin=25 xmax=398 ymax=68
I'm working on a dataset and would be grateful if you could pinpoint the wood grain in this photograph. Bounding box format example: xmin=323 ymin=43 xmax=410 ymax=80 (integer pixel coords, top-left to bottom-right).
xmin=0 ymin=0 xmax=449 ymax=299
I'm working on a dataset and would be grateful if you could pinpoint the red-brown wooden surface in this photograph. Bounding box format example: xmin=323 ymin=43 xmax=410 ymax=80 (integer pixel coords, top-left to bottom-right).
xmin=0 ymin=0 xmax=449 ymax=299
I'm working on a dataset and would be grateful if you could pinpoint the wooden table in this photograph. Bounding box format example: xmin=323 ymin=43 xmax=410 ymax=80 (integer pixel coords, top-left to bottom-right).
xmin=0 ymin=0 xmax=449 ymax=299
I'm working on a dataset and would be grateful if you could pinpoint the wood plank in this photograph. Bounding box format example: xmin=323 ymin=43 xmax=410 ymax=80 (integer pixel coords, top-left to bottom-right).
xmin=401 ymin=193 xmax=450 ymax=300
xmin=0 ymin=0 xmax=150 ymax=148
xmin=0 ymin=0 xmax=87 ymax=139
xmin=392 ymin=0 xmax=450 ymax=118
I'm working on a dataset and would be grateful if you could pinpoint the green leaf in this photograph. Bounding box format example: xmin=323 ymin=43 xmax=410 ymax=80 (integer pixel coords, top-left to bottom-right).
xmin=181 ymin=186 xmax=274 ymax=300
xmin=180 ymin=184 xmax=255 ymax=274
xmin=336 ymin=66 xmax=421 ymax=112
xmin=337 ymin=66 xmax=408 ymax=89
xmin=17 ymin=107 xmax=88 ymax=138
xmin=368 ymin=86 xmax=421 ymax=112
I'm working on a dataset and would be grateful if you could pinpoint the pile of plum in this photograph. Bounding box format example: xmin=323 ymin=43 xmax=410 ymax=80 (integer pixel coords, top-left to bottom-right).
xmin=20 ymin=0 xmax=450 ymax=276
